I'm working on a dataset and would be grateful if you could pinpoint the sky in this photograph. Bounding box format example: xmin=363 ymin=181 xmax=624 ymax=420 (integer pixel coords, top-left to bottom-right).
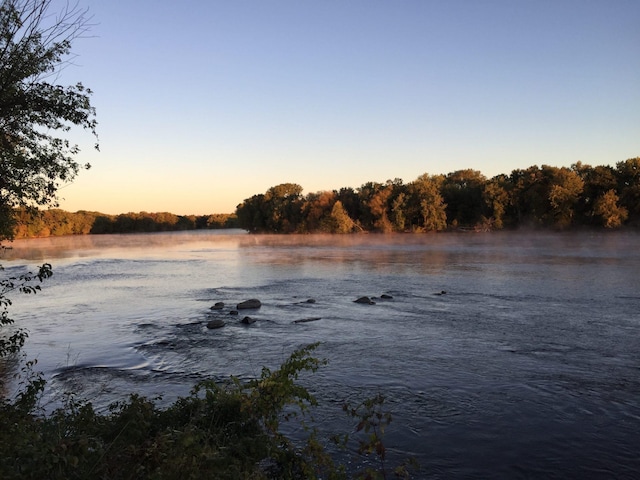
xmin=54 ymin=0 xmax=640 ymax=215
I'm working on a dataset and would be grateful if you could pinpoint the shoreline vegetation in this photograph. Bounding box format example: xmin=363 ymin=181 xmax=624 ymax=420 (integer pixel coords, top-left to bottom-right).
xmin=8 ymin=159 xmax=640 ymax=240
xmin=10 ymin=210 xmax=239 ymax=239
xmin=1 ymin=2 xmax=632 ymax=477
xmin=1 ymin=343 xmax=414 ymax=479
xmin=234 ymin=160 xmax=639 ymax=234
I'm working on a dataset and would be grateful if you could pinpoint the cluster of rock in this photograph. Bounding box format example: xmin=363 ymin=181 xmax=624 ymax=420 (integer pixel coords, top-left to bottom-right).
xmin=206 ymin=299 xmax=262 ymax=329
xmin=205 ymin=293 xmax=400 ymax=330
xmin=353 ymin=294 xmax=393 ymax=305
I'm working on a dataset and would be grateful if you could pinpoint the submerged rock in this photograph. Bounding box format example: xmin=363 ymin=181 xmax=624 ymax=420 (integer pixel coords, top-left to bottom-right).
xmin=292 ymin=317 xmax=322 ymax=324
xmin=381 ymin=294 xmax=393 ymax=299
xmin=229 ymin=310 xmax=239 ymax=315
xmin=434 ymin=290 xmax=447 ymax=296
xmin=241 ymin=316 xmax=256 ymax=325
xmin=354 ymin=296 xmax=376 ymax=305
xmin=237 ymin=299 xmax=262 ymax=310
xmin=206 ymin=319 xmax=225 ymax=329
xmin=210 ymin=302 xmax=225 ymax=310
xmin=304 ymin=298 xmax=316 ymax=304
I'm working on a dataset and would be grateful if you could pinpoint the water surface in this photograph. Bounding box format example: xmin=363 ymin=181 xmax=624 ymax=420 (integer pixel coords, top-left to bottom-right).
xmin=3 ymin=230 xmax=640 ymax=478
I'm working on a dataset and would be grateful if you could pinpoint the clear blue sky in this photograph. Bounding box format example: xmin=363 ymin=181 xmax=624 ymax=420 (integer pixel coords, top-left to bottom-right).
xmin=57 ymin=0 xmax=640 ymax=215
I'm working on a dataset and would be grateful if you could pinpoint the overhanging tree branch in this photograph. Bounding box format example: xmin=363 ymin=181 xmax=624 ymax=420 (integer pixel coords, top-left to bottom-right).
xmin=0 ymin=0 xmax=98 ymax=237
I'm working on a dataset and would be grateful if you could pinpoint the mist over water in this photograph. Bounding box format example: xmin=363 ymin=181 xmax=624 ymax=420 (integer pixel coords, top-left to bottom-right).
xmin=3 ymin=230 xmax=640 ymax=478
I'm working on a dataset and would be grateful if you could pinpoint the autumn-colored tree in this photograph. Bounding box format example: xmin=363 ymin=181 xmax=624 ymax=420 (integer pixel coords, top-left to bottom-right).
xmin=328 ymin=200 xmax=356 ymax=233
xmin=510 ymin=165 xmax=583 ymax=228
xmin=356 ymin=182 xmax=384 ymax=230
xmin=234 ymin=158 xmax=638 ymax=233
xmin=547 ymin=166 xmax=584 ymax=228
xmin=301 ymin=190 xmax=336 ymax=232
xmin=406 ymin=174 xmax=447 ymax=231
xmin=572 ymin=162 xmax=618 ymax=225
xmin=368 ymin=184 xmax=393 ymax=233
xmin=482 ymin=174 xmax=512 ymax=229
xmin=594 ymin=190 xmax=628 ymax=228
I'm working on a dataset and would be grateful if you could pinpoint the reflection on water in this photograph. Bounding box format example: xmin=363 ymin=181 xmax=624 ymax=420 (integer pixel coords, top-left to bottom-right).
xmin=2 ymin=229 xmax=249 ymax=261
xmin=2 ymin=230 xmax=640 ymax=478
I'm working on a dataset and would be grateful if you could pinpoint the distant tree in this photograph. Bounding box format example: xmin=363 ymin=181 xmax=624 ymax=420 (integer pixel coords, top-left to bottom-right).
xmin=356 ymin=182 xmax=384 ymax=230
xmin=616 ymin=157 xmax=640 ymax=224
xmin=328 ymin=200 xmax=356 ymax=233
xmin=90 ymin=215 xmax=114 ymax=234
xmin=0 ymin=0 xmax=98 ymax=240
xmin=176 ymin=215 xmax=196 ymax=230
xmin=263 ymin=183 xmax=303 ymax=233
xmin=113 ymin=213 xmax=135 ymax=233
xmin=509 ymin=165 xmax=583 ymax=228
xmin=441 ymin=169 xmax=486 ymax=228
xmin=234 ymin=159 xmax=639 ymax=233
xmin=594 ymin=190 xmax=628 ymax=228
xmin=572 ymin=162 xmax=618 ymax=225
xmin=335 ymin=187 xmax=361 ymax=224
xmin=0 ymin=202 xmax=13 ymax=238
xmin=236 ymin=184 xmax=304 ymax=233
xmin=406 ymin=174 xmax=447 ymax=231
xmin=390 ymin=192 xmax=407 ymax=231
xmin=301 ymin=190 xmax=335 ymax=232
xmin=236 ymin=194 xmax=267 ymax=232
xmin=547 ymin=166 xmax=584 ymax=228
xmin=368 ymin=183 xmax=393 ymax=232
xmin=510 ymin=166 xmax=548 ymax=226
xmin=482 ymin=174 xmax=512 ymax=229
xmin=203 ymin=213 xmax=237 ymax=229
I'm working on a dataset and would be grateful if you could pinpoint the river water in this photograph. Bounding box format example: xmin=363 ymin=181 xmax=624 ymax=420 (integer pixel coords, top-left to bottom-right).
xmin=2 ymin=230 xmax=640 ymax=478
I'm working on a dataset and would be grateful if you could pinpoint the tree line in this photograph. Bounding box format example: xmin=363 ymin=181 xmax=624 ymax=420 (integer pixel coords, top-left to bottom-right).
xmin=235 ymin=158 xmax=640 ymax=233
xmin=10 ymin=209 xmax=238 ymax=238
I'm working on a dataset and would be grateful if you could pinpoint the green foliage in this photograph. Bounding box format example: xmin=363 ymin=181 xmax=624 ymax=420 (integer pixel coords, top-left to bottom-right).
xmin=616 ymin=157 xmax=640 ymax=223
xmin=441 ymin=169 xmax=486 ymax=228
xmin=329 ymin=200 xmax=357 ymax=233
xmin=407 ymin=173 xmax=447 ymax=232
xmin=0 ymin=262 xmax=52 ymax=360
xmin=237 ymin=183 xmax=304 ymax=233
xmin=0 ymin=249 xmax=411 ymax=480
xmin=0 ymin=342 xmax=417 ymax=480
xmin=339 ymin=394 xmax=418 ymax=480
xmin=0 ymin=0 xmax=98 ymax=228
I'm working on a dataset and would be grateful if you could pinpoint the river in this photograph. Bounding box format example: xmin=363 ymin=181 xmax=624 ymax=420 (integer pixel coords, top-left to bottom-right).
xmin=2 ymin=230 xmax=640 ymax=479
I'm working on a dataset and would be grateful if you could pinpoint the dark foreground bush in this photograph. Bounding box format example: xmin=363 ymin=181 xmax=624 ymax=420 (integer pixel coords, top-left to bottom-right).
xmin=0 ymin=344 xmax=416 ymax=479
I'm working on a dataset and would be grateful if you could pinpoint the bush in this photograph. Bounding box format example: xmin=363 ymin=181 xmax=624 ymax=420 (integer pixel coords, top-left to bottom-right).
xmin=0 ymin=342 xmax=418 ymax=479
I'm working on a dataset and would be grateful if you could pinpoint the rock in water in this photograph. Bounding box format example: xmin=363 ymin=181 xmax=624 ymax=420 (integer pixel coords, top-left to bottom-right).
xmin=354 ymin=296 xmax=376 ymax=305
xmin=206 ymin=319 xmax=225 ymax=329
xmin=210 ymin=302 xmax=225 ymax=310
xmin=237 ymin=299 xmax=262 ymax=309
xmin=292 ymin=317 xmax=322 ymax=324
xmin=241 ymin=316 xmax=256 ymax=324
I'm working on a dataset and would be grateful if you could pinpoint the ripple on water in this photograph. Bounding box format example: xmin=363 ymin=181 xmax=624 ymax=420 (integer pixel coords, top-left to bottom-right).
xmin=7 ymin=231 xmax=640 ymax=478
